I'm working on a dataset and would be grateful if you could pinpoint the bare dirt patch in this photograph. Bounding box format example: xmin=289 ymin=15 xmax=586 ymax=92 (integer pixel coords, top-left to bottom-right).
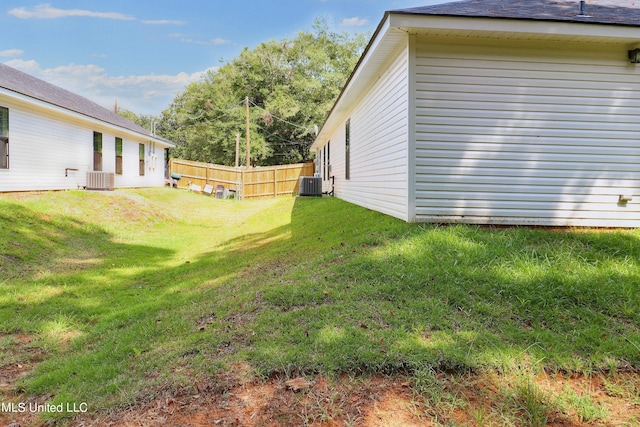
xmin=3 ymin=366 xmax=639 ymax=426
xmin=0 ymin=334 xmax=42 ymax=390
xmin=67 ymin=373 xmax=424 ymax=427
xmin=80 ymin=370 xmax=639 ymax=427
xmin=0 ymin=333 xmax=47 ymax=427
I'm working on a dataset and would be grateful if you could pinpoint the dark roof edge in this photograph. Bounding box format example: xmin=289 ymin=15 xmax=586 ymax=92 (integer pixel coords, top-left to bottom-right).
xmin=0 ymin=64 xmax=173 ymax=146
xmin=2 ymin=85 xmax=169 ymax=144
xmin=313 ymin=2 xmax=640 ymax=148
xmin=390 ymin=8 xmax=640 ymax=28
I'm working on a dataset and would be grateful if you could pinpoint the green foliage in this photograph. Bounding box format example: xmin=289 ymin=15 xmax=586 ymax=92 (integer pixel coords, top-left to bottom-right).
xmin=160 ymin=19 xmax=368 ymax=166
xmin=117 ymin=108 xmax=159 ymax=134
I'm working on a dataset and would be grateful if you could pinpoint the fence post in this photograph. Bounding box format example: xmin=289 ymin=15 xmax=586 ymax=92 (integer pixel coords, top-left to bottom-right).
xmin=241 ymin=169 xmax=245 ymax=200
xmin=169 ymin=159 xmax=313 ymax=198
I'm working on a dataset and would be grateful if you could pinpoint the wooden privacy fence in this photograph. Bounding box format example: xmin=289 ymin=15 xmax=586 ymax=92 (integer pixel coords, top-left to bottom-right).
xmin=169 ymin=159 xmax=315 ymax=199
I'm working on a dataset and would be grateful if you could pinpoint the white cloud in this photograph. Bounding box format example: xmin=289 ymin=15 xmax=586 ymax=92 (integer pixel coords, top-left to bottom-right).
xmin=169 ymin=33 xmax=231 ymax=46
xmin=6 ymin=59 xmax=40 ymax=73
xmin=142 ymin=19 xmax=185 ymax=25
xmin=210 ymin=38 xmax=231 ymax=46
xmin=5 ymin=59 xmax=217 ymax=116
xmin=340 ymin=17 xmax=370 ymax=27
xmin=8 ymin=4 xmax=135 ymax=20
xmin=0 ymin=49 xmax=24 ymax=58
xmin=7 ymin=4 xmax=185 ymax=27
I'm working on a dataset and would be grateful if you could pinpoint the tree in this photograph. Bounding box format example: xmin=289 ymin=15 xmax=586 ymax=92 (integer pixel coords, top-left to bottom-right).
xmin=160 ymin=19 xmax=368 ymax=166
xmin=117 ymin=108 xmax=159 ymax=134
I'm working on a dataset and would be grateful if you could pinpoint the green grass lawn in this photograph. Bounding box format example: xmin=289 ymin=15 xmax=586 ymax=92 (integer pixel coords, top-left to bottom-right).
xmin=1 ymin=188 xmax=639 ymax=425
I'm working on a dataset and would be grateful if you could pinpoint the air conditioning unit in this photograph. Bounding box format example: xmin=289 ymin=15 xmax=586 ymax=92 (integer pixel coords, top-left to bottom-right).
xmin=86 ymin=172 xmax=115 ymax=191
xmin=299 ymin=176 xmax=322 ymax=197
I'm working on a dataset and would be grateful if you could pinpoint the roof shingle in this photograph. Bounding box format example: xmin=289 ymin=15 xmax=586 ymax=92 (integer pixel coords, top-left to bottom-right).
xmin=0 ymin=62 xmax=157 ymax=138
xmin=393 ymin=0 xmax=640 ymax=27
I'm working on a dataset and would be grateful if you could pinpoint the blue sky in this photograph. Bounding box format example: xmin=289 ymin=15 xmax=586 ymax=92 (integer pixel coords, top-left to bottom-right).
xmin=1 ymin=0 xmax=449 ymax=116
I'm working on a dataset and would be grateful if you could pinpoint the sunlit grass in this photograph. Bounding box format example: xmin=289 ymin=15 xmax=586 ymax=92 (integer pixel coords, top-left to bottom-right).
xmin=1 ymin=188 xmax=639 ymax=425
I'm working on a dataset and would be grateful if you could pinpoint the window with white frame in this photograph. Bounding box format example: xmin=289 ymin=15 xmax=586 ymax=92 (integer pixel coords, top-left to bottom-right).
xmin=0 ymin=107 xmax=8 ymax=169
xmin=139 ymin=143 xmax=145 ymax=176
xmin=93 ymin=132 xmax=103 ymax=171
xmin=345 ymin=119 xmax=350 ymax=180
xmin=115 ymin=137 xmax=123 ymax=175
xmin=325 ymin=141 xmax=330 ymax=180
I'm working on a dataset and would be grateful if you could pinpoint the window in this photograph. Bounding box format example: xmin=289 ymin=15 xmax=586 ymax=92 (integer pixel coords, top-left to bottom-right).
xmin=323 ymin=145 xmax=327 ymax=180
xmin=325 ymin=141 xmax=331 ymax=180
xmin=164 ymin=148 xmax=170 ymax=179
xmin=139 ymin=143 xmax=145 ymax=176
xmin=345 ymin=119 xmax=350 ymax=180
xmin=316 ymin=149 xmax=321 ymax=176
xmin=0 ymin=107 xmax=8 ymax=169
xmin=93 ymin=132 xmax=103 ymax=171
xmin=115 ymin=137 xmax=123 ymax=175
xmin=327 ymin=141 xmax=331 ymax=179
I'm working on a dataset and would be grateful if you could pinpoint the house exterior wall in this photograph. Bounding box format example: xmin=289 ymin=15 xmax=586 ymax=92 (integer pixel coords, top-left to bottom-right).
xmin=413 ymin=36 xmax=640 ymax=227
xmin=103 ymin=130 xmax=164 ymax=189
xmin=0 ymin=93 xmax=168 ymax=192
xmin=317 ymin=43 xmax=411 ymax=221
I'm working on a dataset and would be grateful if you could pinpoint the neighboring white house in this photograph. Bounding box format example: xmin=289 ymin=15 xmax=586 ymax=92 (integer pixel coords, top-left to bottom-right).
xmin=0 ymin=63 xmax=173 ymax=192
xmin=312 ymin=0 xmax=640 ymax=227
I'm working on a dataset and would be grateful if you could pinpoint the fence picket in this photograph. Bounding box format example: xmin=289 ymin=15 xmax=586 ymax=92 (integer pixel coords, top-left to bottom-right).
xmin=169 ymin=159 xmax=315 ymax=199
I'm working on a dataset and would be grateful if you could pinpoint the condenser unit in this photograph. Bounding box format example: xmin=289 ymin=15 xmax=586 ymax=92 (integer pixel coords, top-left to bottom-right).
xmin=86 ymin=172 xmax=115 ymax=191
xmin=299 ymin=176 xmax=322 ymax=197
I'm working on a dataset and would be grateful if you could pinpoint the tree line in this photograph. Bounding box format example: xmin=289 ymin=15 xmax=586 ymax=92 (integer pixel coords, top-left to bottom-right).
xmin=121 ymin=20 xmax=368 ymax=167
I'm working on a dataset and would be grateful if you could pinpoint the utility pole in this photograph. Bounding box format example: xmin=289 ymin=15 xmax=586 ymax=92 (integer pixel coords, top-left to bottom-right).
xmin=235 ymin=134 xmax=240 ymax=168
xmin=245 ymin=96 xmax=251 ymax=168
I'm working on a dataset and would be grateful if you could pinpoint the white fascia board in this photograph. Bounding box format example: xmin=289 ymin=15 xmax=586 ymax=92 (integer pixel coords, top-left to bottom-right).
xmin=389 ymin=13 xmax=640 ymax=43
xmin=312 ymin=16 xmax=396 ymax=150
xmin=0 ymin=88 xmax=173 ymax=148
xmin=343 ymin=17 xmax=393 ymax=101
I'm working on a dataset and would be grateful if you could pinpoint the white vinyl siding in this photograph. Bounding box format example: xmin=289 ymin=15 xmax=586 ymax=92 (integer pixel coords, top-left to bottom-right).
xmin=326 ymin=43 xmax=411 ymax=221
xmin=413 ymin=38 xmax=640 ymax=227
xmin=0 ymin=96 xmax=167 ymax=192
xmin=0 ymin=101 xmax=91 ymax=191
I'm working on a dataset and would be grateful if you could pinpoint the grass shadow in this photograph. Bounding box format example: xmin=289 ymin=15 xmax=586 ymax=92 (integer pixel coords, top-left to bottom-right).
xmin=1 ymin=191 xmax=639 ymax=425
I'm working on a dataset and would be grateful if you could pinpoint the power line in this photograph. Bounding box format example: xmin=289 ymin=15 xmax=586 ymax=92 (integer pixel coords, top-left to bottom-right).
xmin=193 ymin=98 xmax=316 ymax=138
xmin=186 ymin=99 xmax=245 ymax=123
xmin=187 ymin=98 xmax=316 ymax=150
xmin=262 ymin=133 xmax=309 ymax=146
xmin=248 ymin=99 xmax=316 ymax=135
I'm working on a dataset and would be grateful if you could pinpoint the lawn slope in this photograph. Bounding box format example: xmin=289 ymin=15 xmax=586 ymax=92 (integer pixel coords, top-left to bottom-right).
xmin=1 ymin=188 xmax=639 ymax=425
